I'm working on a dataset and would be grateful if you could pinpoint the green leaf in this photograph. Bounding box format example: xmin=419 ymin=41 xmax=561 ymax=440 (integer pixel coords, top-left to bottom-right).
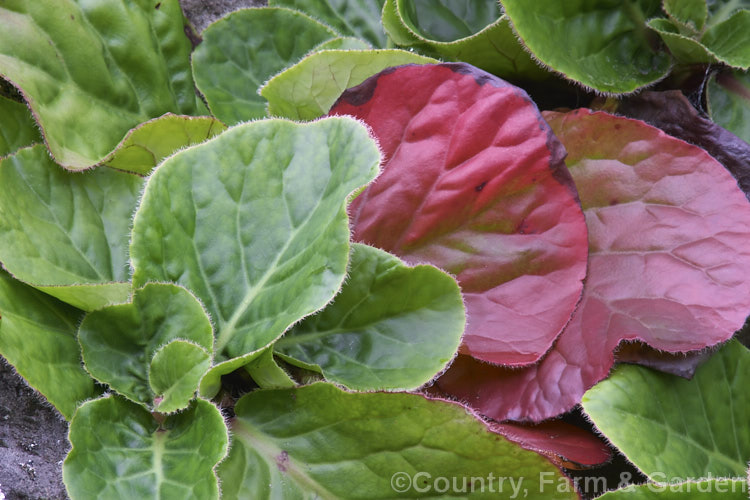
xmin=244 ymin=348 xmax=296 ymax=389
xmin=130 ymin=117 xmax=380 ymax=372
xmin=0 ymin=271 xmax=97 ymax=421
xmin=78 ymin=283 xmax=213 ymax=412
xmin=261 ymin=49 xmax=437 ymax=120
xmin=663 ymin=0 xmax=707 ymax=31
xmin=0 ymin=95 xmax=41 ymax=157
xmin=219 ymin=383 xmax=577 ymax=499
xmin=270 ymin=0 xmax=387 ymax=47
xmin=707 ymin=69 xmax=750 ymax=143
xmin=500 ymin=0 xmax=672 ymax=93
xmin=0 ymin=145 xmax=143 ymax=311
xmin=701 ymin=9 xmax=750 ymax=68
xmin=0 ymin=0 xmax=205 ymax=169
xmin=63 ymin=396 xmax=228 ymax=500
xmin=599 ymin=480 xmax=748 ymax=498
xmin=103 ymin=114 xmax=227 ymax=175
xmin=191 ymin=7 xmax=338 ymax=125
xmin=149 ymin=340 xmax=212 ymax=414
xmin=275 ymin=243 xmax=465 ymax=391
xmin=582 ymin=340 xmax=750 ymax=480
xmin=647 ymin=18 xmax=717 ymax=63
xmin=313 ymin=36 xmax=372 ymax=51
xmin=382 ymin=0 xmax=547 ymax=80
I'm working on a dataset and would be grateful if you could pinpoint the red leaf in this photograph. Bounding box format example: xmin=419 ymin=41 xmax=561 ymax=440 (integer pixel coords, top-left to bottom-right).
xmin=438 ymin=109 xmax=750 ymax=421
xmin=329 ymin=63 xmax=588 ymax=366
xmin=492 ymin=421 xmax=611 ymax=469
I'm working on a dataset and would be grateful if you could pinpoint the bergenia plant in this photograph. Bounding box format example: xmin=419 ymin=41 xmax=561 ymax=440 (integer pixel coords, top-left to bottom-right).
xmin=1 ymin=0 xmax=750 ymax=499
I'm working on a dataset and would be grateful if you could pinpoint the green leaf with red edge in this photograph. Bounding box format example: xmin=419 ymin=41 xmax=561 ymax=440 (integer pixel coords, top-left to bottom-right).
xmin=436 ymin=109 xmax=750 ymax=422
xmin=329 ymin=63 xmax=588 ymax=367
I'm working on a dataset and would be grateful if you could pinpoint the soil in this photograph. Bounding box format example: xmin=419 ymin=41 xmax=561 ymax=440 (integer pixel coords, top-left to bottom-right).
xmin=0 ymin=2 xmax=263 ymax=499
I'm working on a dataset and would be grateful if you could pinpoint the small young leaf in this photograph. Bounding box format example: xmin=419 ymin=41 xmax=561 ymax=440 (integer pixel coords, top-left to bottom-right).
xmin=0 ymin=271 xmax=97 ymax=420
xmin=438 ymin=110 xmax=750 ymax=422
xmin=382 ymin=0 xmax=547 ymax=80
xmin=599 ymin=480 xmax=748 ymax=499
xmin=261 ymin=49 xmax=437 ymax=120
xmin=329 ymin=63 xmax=588 ymax=366
xmin=103 ymin=114 xmax=227 ymax=175
xmin=500 ymin=0 xmax=671 ymax=93
xmin=191 ymin=7 xmax=338 ymax=125
xmin=269 ymin=0 xmax=387 ymax=48
xmin=64 ymin=396 xmax=228 ymax=500
xmin=701 ymin=9 xmax=750 ymax=68
xmin=149 ymin=340 xmax=212 ymax=413
xmin=663 ymin=0 xmax=707 ymax=31
xmin=0 ymin=95 xmax=41 ymax=157
xmin=708 ymin=69 xmax=750 ymax=145
xmin=0 ymin=0 xmax=205 ymax=169
xmin=219 ymin=383 xmax=577 ymax=499
xmin=583 ymin=340 xmax=750 ymax=480
xmin=78 ymin=283 xmax=213 ymax=411
xmin=243 ymin=348 xmax=296 ymax=389
xmin=647 ymin=18 xmax=717 ymax=63
xmin=275 ymin=243 xmax=465 ymax=391
xmin=131 ymin=117 xmax=380 ymax=373
xmin=0 ymin=145 xmax=143 ymax=310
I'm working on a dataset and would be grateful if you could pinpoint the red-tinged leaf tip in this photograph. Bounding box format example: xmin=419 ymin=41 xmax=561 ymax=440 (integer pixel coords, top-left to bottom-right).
xmin=439 ymin=109 xmax=750 ymax=422
xmin=329 ymin=62 xmax=588 ymax=366
xmin=492 ymin=420 xmax=611 ymax=468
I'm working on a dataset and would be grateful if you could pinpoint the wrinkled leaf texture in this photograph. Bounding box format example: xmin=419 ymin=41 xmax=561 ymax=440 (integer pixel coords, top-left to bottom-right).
xmin=0 ymin=0 xmax=205 ymax=169
xmin=329 ymin=62 xmax=588 ymax=367
xmin=438 ymin=109 xmax=750 ymax=422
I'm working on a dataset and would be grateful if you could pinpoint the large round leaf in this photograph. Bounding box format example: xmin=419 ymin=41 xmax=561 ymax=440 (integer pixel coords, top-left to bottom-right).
xmin=500 ymin=0 xmax=671 ymax=93
xmin=0 ymin=0 xmax=205 ymax=169
xmin=275 ymin=243 xmax=465 ymax=390
xmin=130 ymin=117 xmax=380 ymax=385
xmin=0 ymin=145 xmax=143 ymax=310
xmin=329 ymin=63 xmax=588 ymax=366
xmin=63 ymin=396 xmax=228 ymax=500
xmin=191 ymin=7 xmax=338 ymax=125
xmin=583 ymin=340 xmax=750 ymax=480
xmin=437 ymin=110 xmax=750 ymax=421
xmin=219 ymin=382 xmax=577 ymax=499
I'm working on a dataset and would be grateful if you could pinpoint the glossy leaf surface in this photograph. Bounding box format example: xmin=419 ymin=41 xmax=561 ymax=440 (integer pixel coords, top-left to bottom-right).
xmin=219 ymin=383 xmax=576 ymax=499
xmin=382 ymin=0 xmax=546 ymax=80
xmin=64 ymin=397 xmax=228 ymax=500
xmin=261 ymin=49 xmax=436 ymax=121
xmin=583 ymin=340 xmax=750 ymax=480
xmin=191 ymin=7 xmax=337 ymax=125
xmin=329 ymin=63 xmax=588 ymax=366
xmin=275 ymin=243 xmax=465 ymax=391
xmin=78 ymin=283 xmax=213 ymax=412
xmin=0 ymin=271 xmax=95 ymax=420
xmin=438 ymin=110 xmax=750 ymax=421
xmin=0 ymin=0 xmax=204 ymax=168
xmin=0 ymin=145 xmax=142 ymax=310
xmin=500 ymin=0 xmax=671 ymax=93
xmin=131 ymin=117 xmax=380 ymax=374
